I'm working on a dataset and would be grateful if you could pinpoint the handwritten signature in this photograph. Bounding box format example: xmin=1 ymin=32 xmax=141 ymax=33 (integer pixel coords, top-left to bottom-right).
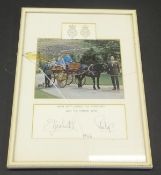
xmin=95 ymin=117 xmax=114 ymax=133
xmin=43 ymin=117 xmax=114 ymax=137
xmin=44 ymin=119 xmax=75 ymax=134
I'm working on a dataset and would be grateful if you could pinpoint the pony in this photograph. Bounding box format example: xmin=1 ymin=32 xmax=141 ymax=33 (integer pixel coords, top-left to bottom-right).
xmin=76 ymin=63 xmax=108 ymax=90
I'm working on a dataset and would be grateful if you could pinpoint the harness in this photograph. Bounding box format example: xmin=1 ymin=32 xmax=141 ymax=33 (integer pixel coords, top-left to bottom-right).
xmin=87 ymin=64 xmax=95 ymax=76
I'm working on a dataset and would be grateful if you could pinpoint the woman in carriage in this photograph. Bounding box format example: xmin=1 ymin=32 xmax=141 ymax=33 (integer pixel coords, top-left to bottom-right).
xmin=55 ymin=51 xmax=73 ymax=69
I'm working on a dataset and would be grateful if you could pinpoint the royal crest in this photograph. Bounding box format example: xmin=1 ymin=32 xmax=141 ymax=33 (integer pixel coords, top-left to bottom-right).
xmin=80 ymin=25 xmax=90 ymax=38
xmin=67 ymin=24 xmax=78 ymax=39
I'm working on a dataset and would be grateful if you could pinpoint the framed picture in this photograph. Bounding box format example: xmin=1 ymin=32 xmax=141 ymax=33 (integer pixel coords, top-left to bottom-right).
xmin=7 ymin=8 xmax=152 ymax=168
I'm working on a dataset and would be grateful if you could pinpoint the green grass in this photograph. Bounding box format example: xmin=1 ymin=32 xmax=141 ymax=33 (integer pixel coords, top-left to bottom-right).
xmin=73 ymin=73 xmax=123 ymax=86
xmin=35 ymin=88 xmax=59 ymax=99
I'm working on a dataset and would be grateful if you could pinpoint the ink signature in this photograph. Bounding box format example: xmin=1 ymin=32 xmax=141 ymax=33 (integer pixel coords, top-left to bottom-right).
xmin=43 ymin=117 xmax=114 ymax=137
xmin=44 ymin=119 xmax=76 ymax=134
xmin=95 ymin=117 xmax=114 ymax=133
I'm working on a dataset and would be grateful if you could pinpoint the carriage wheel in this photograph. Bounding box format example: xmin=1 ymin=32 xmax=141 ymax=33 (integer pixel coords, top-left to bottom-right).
xmin=75 ymin=76 xmax=86 ymax=86
xmin=56 ymin=72 xmax=67 ymax=88
xmin=66 ymin=74 xmax=73 ymax=85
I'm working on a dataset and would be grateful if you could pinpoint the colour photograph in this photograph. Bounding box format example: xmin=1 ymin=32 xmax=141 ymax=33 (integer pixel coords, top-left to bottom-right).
xmin=35 ymin=39 xmax=124 ymax=99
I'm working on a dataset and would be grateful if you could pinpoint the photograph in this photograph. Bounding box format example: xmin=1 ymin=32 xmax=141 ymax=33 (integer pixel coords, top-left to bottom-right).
xmin=35 ymin=39 xmax=124 ymax=99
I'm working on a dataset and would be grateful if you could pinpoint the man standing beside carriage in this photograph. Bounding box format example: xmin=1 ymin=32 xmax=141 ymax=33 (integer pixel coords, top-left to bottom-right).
xmin=108 ymin=55 xmax=120 ymax=90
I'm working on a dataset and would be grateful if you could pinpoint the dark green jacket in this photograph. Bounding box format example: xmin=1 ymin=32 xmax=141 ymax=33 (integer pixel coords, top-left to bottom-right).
xmin=108 ymin=61 xmax=120 ymax=75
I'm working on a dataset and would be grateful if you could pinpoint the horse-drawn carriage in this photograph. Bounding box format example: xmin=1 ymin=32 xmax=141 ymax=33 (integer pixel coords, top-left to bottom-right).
xmin=43 ymin=49 xmax=118 ymax=89
xmin=51 ymin=62 xmax=86 ymax=88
